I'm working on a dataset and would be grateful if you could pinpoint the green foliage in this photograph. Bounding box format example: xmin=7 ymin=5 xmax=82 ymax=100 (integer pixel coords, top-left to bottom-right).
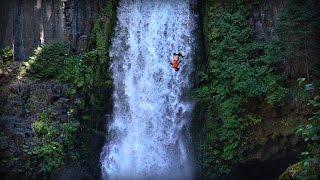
xmin=195 ymin=2 xmax=286 ymax=177
xmin=24 ymin=45 xmax=112 ymax=176
xmin=0 ymin=46 xmax=13 ymax=62
xmin=28 ymin=106 xmax=80 ymax=176
xmin=294 ymin=81 xmax=320 ymax=179
xmin=26 ymin=43 xmax=68 ymax=79
xmin=58 ymin=50 xmax=113 ymax=117
xmin=0 ymin=46 xmax=13 ymax=69
xmin=59 ymin=50 xmax=112 ymax=89
xmin=89 ymin=0 xmax=118 ymax=51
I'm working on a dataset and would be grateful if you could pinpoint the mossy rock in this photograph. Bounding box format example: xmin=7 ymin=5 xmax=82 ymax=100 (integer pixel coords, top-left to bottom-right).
xmin=279 ymin=162 xmax=304 ymax=180
xmin=279 ymin=161 xmax=320 ymax=180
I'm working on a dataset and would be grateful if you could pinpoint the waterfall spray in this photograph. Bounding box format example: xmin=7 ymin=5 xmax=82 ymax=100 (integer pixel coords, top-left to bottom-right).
xmin=101 ymin=0 xmax=197 ymax=178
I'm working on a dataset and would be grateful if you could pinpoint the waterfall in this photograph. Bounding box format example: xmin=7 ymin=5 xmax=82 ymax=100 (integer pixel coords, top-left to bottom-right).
xmin=100 ymin=0 xmax=196 ymax=178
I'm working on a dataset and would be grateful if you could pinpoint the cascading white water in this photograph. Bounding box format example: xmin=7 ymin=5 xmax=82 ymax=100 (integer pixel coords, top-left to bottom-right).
xmin=101 ymin=0 xmax=196 ymax=178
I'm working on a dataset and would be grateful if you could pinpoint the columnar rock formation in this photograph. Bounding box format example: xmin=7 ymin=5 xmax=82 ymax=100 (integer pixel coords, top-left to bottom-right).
xmin=0 ymin=0 xmax=107 ymax=61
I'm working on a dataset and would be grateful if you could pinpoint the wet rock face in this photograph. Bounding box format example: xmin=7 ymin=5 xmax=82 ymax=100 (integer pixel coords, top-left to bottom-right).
xmin=250 ymin=0 xmax=284 ymax=41
xmin=0 ymin=0 xmax=107 ymax=61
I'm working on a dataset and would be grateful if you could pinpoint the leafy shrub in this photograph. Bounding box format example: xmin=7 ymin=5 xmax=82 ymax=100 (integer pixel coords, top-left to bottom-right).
xmin=26 ymin=43 xmax=68 ymax=79
xmin=28 ymin=107 xmax=80 ymax=176
xmin=59 ymin=50 xmax=112 ymax=90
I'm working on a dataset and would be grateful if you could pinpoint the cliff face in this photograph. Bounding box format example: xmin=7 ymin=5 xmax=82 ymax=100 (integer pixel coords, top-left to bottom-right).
xmin=0 ymin=1 xmax=114 ymax=179
xmin=251 ymin=0 xmax=284 ymax=41
xmin=193 ymin=0 xmax=316 ymax=179
xmin=246 ymin=1 xmax=306 ymax=168
xmin=0 ymin=78 xmax=71 ymax=177
xmin=0 ymin=0 xmax=107 ymax=61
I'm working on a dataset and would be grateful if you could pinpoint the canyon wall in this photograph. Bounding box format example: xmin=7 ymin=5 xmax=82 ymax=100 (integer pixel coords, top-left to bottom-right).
xmin=251 ymin=0 xmax=284 ymax=41
xmin=0 ymin=0 xmax=107 ymax=61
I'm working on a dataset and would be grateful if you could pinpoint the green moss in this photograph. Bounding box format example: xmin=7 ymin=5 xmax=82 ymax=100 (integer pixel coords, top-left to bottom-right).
xmin=89 ymin=0 xmax=118 ymax=51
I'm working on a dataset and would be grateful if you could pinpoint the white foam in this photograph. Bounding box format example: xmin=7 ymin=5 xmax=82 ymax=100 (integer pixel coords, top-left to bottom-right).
xmin=101 ymin=0 xmax=196 ymax=179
